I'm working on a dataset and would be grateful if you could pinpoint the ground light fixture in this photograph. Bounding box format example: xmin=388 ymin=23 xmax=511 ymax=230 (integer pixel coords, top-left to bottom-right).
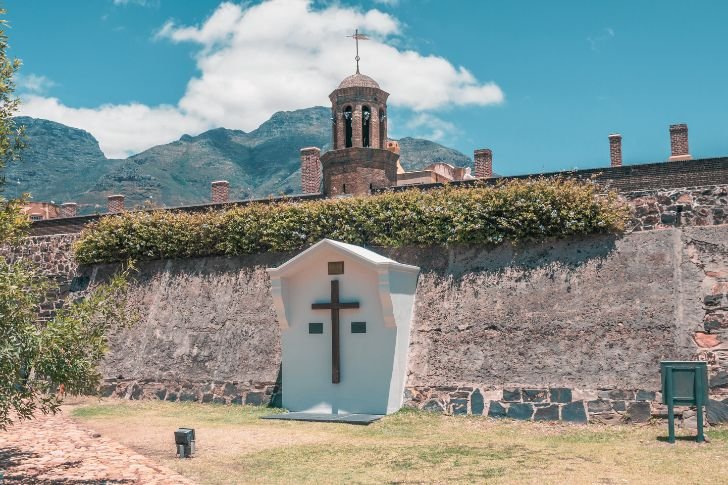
xmin=174 ymin=428 xmax=196 ymax=458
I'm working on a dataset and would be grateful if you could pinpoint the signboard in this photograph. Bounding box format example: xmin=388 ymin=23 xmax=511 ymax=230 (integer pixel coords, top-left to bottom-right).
xmin=660 ymin=361 xmax=708 ymax=443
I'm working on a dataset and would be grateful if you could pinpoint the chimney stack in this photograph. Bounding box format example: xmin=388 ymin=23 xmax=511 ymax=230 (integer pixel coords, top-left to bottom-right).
xmin=300 ymin=147 xmax=322 ymax=194
xmin=60 ymin=202 xmax=78 ymax=218
xmin=107 ymin=195 xmax=125 ymax=213
xmin=608 ymin=134 xmax=622 ymax=167
xmin=211 ymin=180 xmax=230 ymax=204
xmin=474 ymin=148 xmax=493 ymax=178
xmin=669 ymin=124 xmax=691 ymax=161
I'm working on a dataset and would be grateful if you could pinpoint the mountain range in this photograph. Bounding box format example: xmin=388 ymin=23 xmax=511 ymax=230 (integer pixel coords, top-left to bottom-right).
xmin=4 ymin=107 xmax=472 ymax=214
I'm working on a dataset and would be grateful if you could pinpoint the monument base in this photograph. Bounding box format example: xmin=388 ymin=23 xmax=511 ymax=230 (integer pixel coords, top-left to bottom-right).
xmin=261 ymin=412 xmax=383 ymax=425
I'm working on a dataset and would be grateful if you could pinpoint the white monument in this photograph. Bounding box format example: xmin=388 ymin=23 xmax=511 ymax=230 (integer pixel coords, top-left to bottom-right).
xmin=267 ymin=239 xmax=420 ymax=416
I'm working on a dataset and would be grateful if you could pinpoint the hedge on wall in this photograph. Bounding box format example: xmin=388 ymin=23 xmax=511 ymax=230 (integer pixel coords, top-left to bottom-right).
xmin=73 ymin=178 xmax=630 ymax=264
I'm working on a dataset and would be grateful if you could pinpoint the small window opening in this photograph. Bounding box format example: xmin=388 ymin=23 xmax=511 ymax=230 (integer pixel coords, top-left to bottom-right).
xmin=362 ymin=106 xmax=371 ymax=147
xmin=342 ymin=184 xmax=347 ymax=194
xmin=378 ymin=109 xmax=385 ymax=148
xmin=344 ymin=106 xmax=353 ymax=148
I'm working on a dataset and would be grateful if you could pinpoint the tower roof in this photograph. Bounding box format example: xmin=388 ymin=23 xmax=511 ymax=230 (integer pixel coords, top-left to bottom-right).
xmin=337 ymin=73 xmax=380 ymax=89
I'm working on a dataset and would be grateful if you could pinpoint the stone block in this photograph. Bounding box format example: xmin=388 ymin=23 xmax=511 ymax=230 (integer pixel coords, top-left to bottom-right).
xmin=550 ymin=388 xmax=572 ymax=403
xmin=179 ymin=392 xmax=197 ymax=402
xmin=507 ymin=403 xmax=534 ymax=421
xmin=130 ymin=384 xmax=143 ymax=400
xmin=571 ymin=389 xmax=599 ymax=401
xmin=502 ymin=388 xmax=522 ymax=402
xmin=481 ymin=389 xmax=503 ymax=401
xmin=522 ymin=389 xmax=548 ymax=402
xmin=534 ymin=405 xmax=560 ymax=421
xmin=245 ymin=392 xmax=265 ymax=406
xmin=636 ymin=390 xmax=656 ymax=401
xmin=451 ymin=398 xmax=468 ymax=415
xmin=471 ymin=389 xmax=485 ymax=415
xmin=587 ymin=399 xmax=612 ymax=413
xmin=202 ymin=393 xmax=213 ymax=403
xmin=166 ymin=392 xmax=178 ymax=402
xmin=707 ymin=399 xmax=728 ymax=424
xmin=612 ymin=401 xmax=627 ymax=412
xmin=422 ymin=399 xmax=444 ymax=413
xmin=562 ymin=401 xmax=587 ymax=424
xmin=608 ymin=390 xmax=635 ymax=400
xmin=230 ymin=396 xmax=243 ymax=405
xmin=155 ymin=389 xmax=167 ymax=400
xmin=99 ymin=384 xmax=117 ymax=398
xmin=212 ymin=397 xmax=226 ymax=405
xmin=223 ymin=383 xmax=237 ymax=396
xmin=591 ymin=413 xmax=624 ymax=425
xmin=626 ymin=401 xmax=651 ymax=423
xmin=694 ymin=332 xmax=720 ymax=348
xmin=487 ymin=401 xmax=507 ymax=418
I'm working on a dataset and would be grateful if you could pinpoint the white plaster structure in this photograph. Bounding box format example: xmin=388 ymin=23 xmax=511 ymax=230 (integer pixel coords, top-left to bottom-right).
xmin=267 ymin=239 xmax=420 ymax=415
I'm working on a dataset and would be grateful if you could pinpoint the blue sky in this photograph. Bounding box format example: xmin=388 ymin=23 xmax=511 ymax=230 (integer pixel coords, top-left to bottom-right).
xmin=6 ymin=0 xmax=728 ymax=175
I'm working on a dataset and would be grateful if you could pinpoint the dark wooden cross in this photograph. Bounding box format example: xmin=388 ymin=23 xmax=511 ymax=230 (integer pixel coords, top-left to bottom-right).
xmin=312 ymin=280 xmax=360 ymax=384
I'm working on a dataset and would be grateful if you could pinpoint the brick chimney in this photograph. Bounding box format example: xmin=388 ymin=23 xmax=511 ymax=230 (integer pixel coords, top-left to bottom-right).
xmin=608 ymin=134 xmax=622 ymax=167
xmin=669 ymin=124 xmax=691 ymax=161
xmin=300 ymin=147 xmax=322 ymax=194
xmin=474 ymin=148 xmax=493 ymax=178
xmin=60 ymin=202 xmax=78 ymax=218
xmin=211 ymin=180 xmax=230 ymax=204
xmin=107 ymin=195 xmax=125 ymax=213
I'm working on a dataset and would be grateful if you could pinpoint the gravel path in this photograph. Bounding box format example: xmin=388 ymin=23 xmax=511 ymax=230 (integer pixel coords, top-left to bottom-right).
xmin=0 ymin=412 xmax=194 ymax=484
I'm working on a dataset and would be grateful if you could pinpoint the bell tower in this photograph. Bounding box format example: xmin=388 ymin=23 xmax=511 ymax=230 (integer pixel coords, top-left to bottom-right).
xmin=317 ymin=31 xmax=399 ymax=197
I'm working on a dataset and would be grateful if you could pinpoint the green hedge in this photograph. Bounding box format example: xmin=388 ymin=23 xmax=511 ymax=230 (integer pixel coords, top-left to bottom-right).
xmin=73 ymin=179 xmax=630 ymax=264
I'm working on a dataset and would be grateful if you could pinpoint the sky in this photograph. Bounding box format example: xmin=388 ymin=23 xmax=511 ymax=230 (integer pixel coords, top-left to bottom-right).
xmin=5 ymin=0 xmax=728 ymax=176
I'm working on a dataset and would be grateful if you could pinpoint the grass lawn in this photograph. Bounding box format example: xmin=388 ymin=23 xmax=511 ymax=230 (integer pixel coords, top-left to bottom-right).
xmin=68 ymin=399 xmax=728 ymax=484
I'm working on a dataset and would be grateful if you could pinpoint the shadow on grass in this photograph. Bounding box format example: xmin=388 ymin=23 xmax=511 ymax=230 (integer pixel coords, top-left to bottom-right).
xmin=655 ymin=435 xmax=703 ymax=443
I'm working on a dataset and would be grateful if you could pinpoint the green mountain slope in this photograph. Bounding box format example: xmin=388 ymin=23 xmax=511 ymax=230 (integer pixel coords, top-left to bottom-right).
xmin=6 ymin=107 xmax=473 ymax=213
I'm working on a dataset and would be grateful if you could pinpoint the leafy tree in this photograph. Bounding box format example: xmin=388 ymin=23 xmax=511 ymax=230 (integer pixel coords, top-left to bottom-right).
xmin=0 ymin=8 xmax=133 ymax=430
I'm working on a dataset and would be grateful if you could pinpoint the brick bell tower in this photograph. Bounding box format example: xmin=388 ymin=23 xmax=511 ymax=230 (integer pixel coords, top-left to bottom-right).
xmin=314 ymin=31 xmax=399 ymax=197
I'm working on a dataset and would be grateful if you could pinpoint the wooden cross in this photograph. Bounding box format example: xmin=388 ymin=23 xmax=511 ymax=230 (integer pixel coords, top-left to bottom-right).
xmin=312 ymin=280 xmax=360 ymax=384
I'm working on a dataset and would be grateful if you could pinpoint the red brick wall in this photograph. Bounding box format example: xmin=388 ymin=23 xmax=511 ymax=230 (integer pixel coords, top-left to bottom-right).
xmin=107 ymin=195 xmax=125 ymax=213
xmin=669 ymin=124 xmax=690 ymax=160
xmin=320 ymin=147 xmax=399 ymax=196
xmin=300 ymin=147 xmax=322 ymax=194
xmin=609 ymin=134 xmax=622 ymax=167
xmin=211 ymin=181 xmax=230 ymax=204
xmin=474 ymin=149 xmax=493 ymax=178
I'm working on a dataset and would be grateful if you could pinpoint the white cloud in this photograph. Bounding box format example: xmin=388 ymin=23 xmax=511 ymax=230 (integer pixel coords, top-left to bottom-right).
xmin=404 ymin=113 xmax=458 ymax=142
xmin=21 ymin=95 xmax=208 ymax=158
xmin=20 ymin=0 xmax=503 ymax=158
xmin=16 ymin=73 xmax=56 ymax=95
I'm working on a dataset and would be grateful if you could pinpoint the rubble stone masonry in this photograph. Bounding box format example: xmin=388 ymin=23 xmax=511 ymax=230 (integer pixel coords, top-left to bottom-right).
xmin=6 ymin=183 xmax=728 ymax=425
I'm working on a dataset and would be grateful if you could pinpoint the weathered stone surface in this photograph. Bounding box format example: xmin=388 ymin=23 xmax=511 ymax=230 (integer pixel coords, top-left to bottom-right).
xmin=607 ymin=390 xmax=635 ymax=400
xmin=562 ymin=401 xmax=587 ymax=423
xmin=694 ymin=332 xmax=720 ymax=348
xmin=451 ymin=398 xmax=468 ymax=415
xmin=502 ymin=389 xmax=522 ymax=402
xmin=522 ymin=389 xmax=548 ymax=402
xmin=636 ymin=390 xmax=656 ymax=401
xmin=612 ymin=401 xmax=626 ymax=412
xmin=155 ymin=389 xmax=167 ymax=400
xmin=707 ymin=399 xmax=728 ymax=424
xmin=534 ymin=405 xmax=560 ymax=421
xmin=507 ymin=403 xmax=533 ymax=421
xmin=245 ymin=392 xmax=265 ymax=406
xmin=626 ymin=402 xmax=652 ymax=423
xmin=166 ymin=392 xmax=177 ymax=402
xmin=201 ymin=393 xmax=213 ymax=403
xmin=591 ymin=413 xmax=625 ymax=425
xmin=422 ymin=399 xmax=443 ymax=413
xmin=487 ymin=401 xmax=507 ymax=418
xmin=471 ymin=389 xmax=485 ymax=415
xmin=587 ymin=399 xmax=612 ymax=413
xmin=550 ymin=388 xmax=572 ymax=403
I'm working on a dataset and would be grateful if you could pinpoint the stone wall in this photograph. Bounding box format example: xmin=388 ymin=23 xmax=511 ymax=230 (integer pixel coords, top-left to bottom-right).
xmin=5 ymin=185 xmax=728 ymax=425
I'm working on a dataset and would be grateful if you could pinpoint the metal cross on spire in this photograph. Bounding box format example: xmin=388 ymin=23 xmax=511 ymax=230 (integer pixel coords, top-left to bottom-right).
xmin=347 ymin=29 xmax=369 ymax=74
